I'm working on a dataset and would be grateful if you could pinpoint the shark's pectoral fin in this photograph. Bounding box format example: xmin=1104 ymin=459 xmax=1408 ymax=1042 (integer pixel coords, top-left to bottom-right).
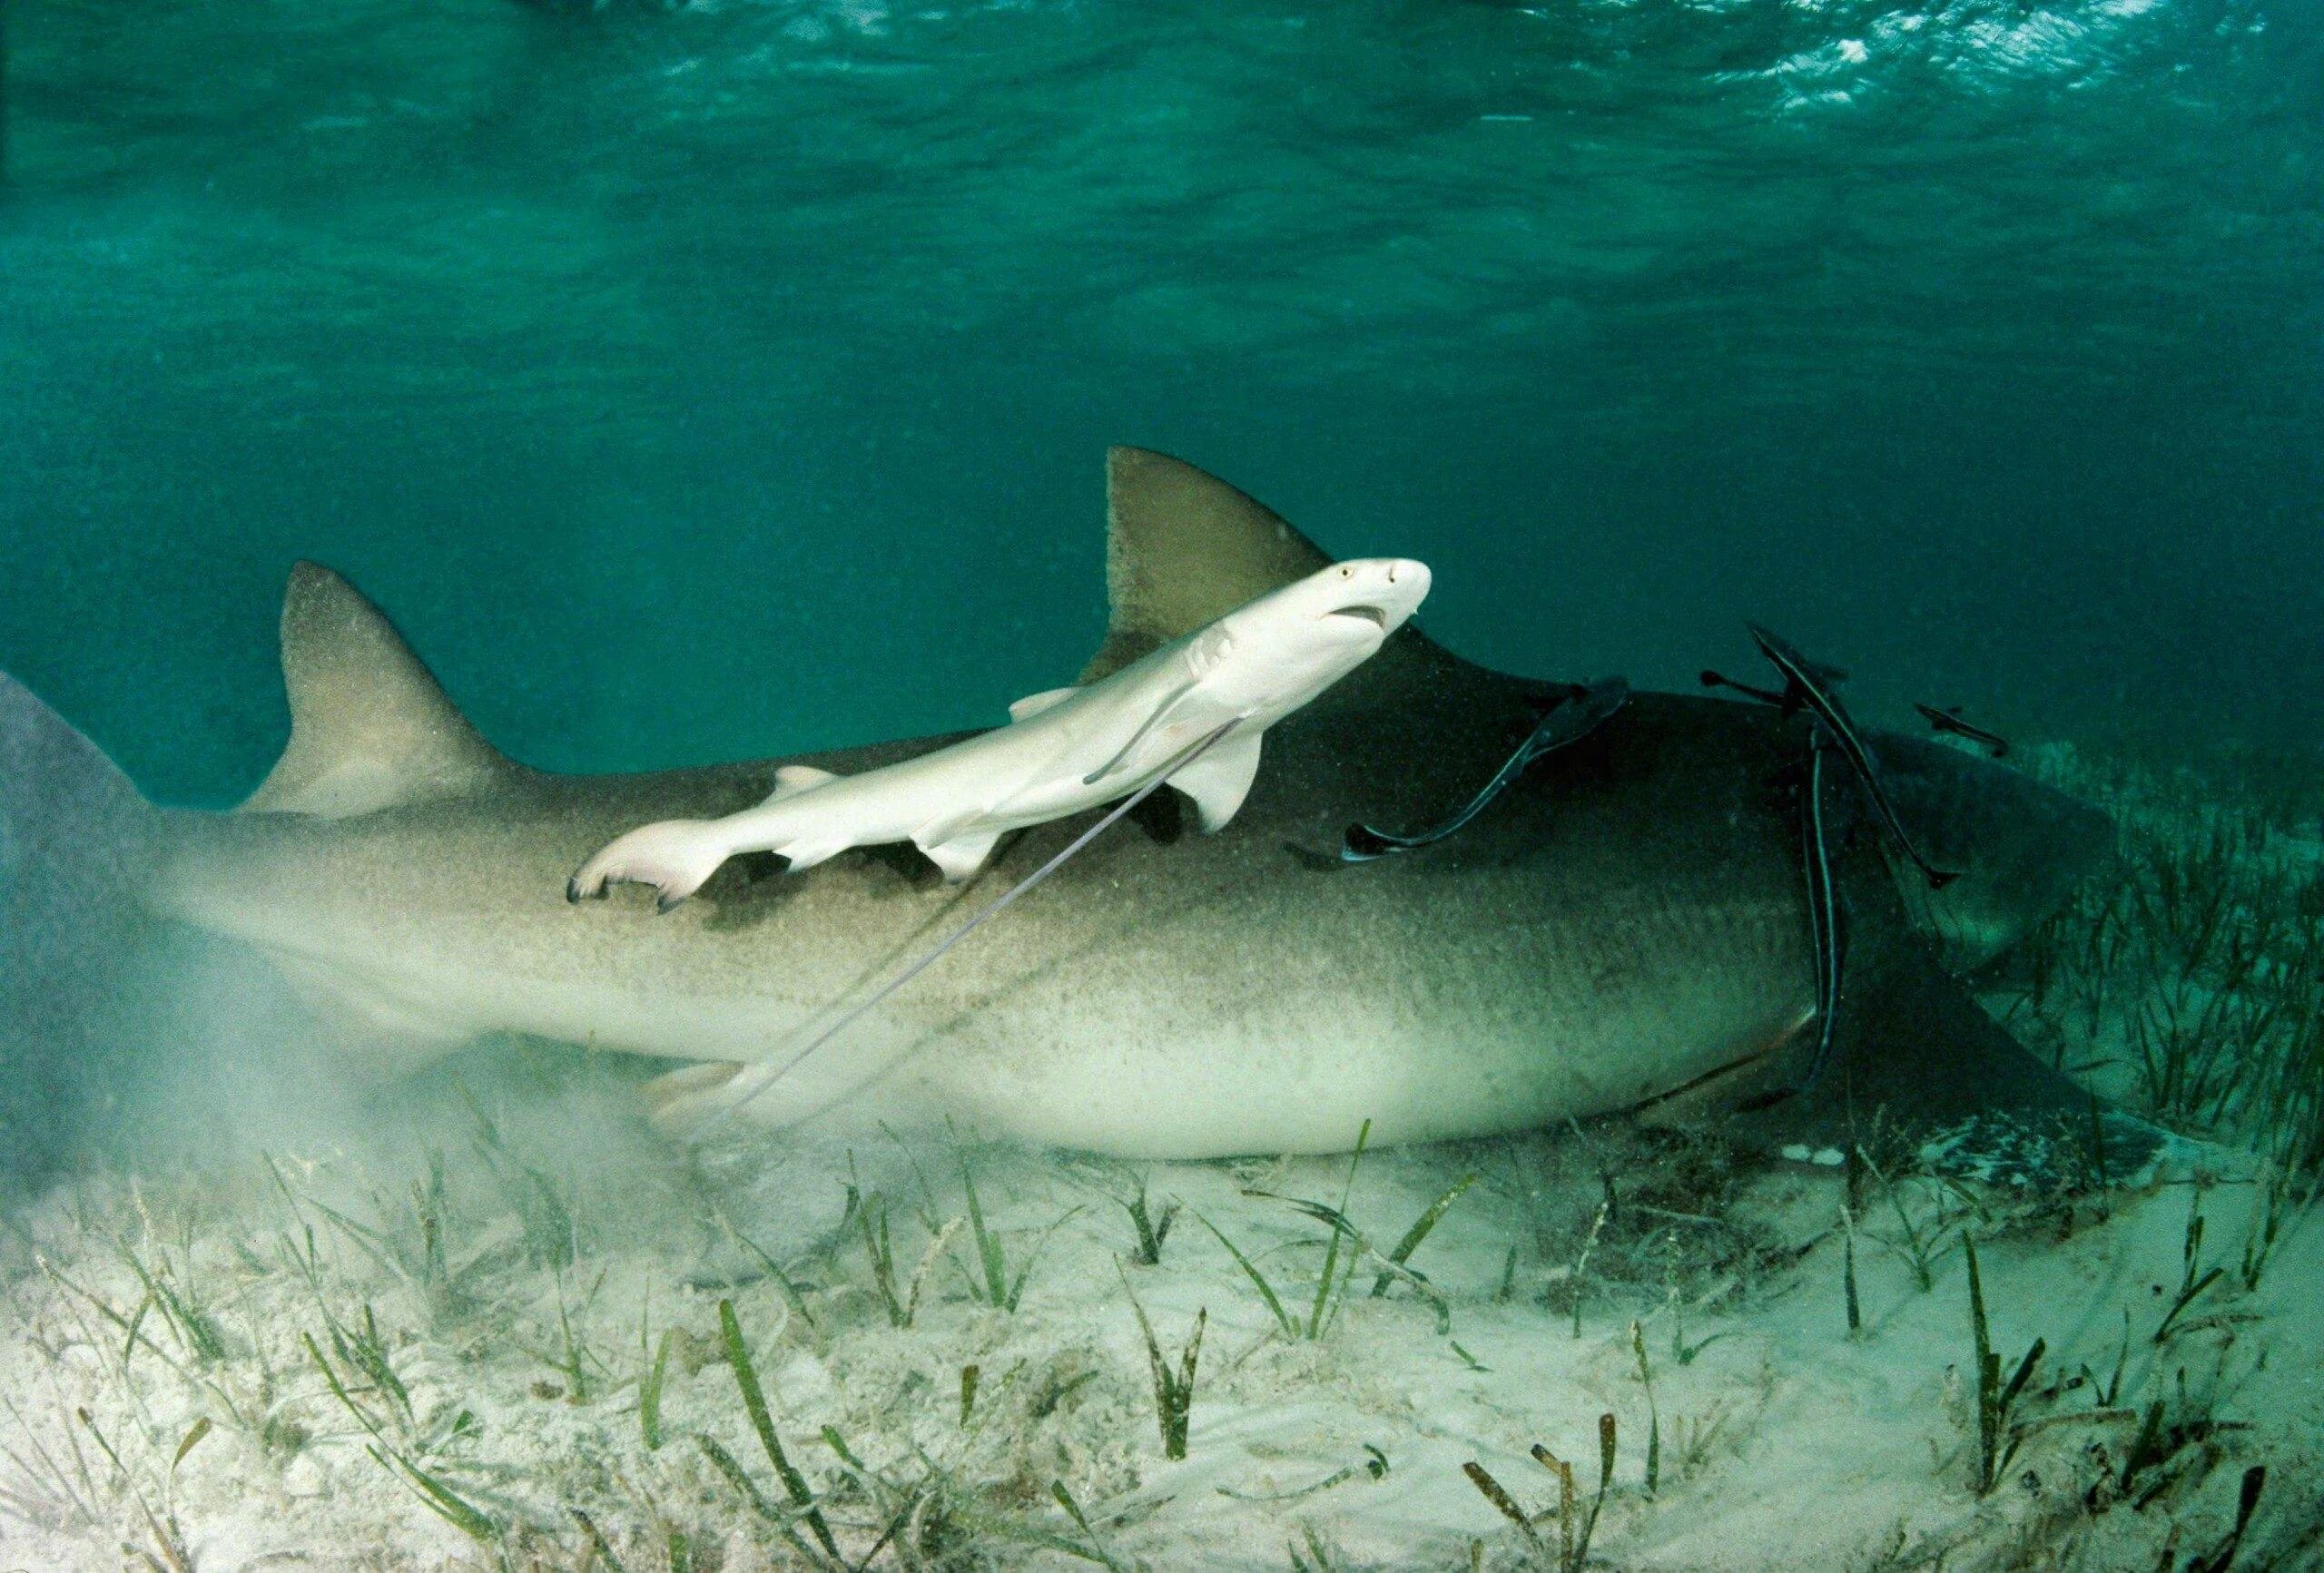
xmin=768 ymin=764 xmax=840 ymax=802
xmin=916 ymin=829 xmax=1005 ymax=883
xmin=1167 ymin=727 xmax=1265 ymax=832
xmin=241 ymin=563 xmax=522 ymax=819
xmin=1008 ymin=686 xmax=1080 ymax=723
xmin=1685 ymin=871 xmax=2172 ymax=1185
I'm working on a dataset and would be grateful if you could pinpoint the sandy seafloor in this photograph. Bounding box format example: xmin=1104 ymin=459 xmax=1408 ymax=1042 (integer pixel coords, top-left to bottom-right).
xmin=3 ymin=749 xmax=2321 ymax=1572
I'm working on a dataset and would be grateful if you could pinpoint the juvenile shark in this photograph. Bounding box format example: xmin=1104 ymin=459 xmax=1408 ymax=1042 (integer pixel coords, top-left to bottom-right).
xmin=568 ymin=557 xmax=1430 ymax=905
xmin=2 ymin=448 xmax=2121 ymax=1161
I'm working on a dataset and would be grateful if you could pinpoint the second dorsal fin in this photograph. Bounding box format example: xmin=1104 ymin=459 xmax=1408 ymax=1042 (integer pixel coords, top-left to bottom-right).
xmin=1079 ymin=447 xmax=1335 ymax=683
xmin=241 ymin=562 xmax=517 ymax=819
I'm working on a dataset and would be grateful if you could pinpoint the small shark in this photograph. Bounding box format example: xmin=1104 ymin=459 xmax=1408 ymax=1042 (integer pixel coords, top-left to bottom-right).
xmin=568 ymin=557 xmax=1430 ymax=906
xmin=0 ymin=448 xmax=2126 ymax=1165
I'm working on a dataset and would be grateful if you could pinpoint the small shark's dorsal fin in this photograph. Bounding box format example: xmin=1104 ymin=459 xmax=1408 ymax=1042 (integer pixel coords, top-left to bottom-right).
xmin=1080 ymin=447 xmax=1335 ymax=683
xmin=769 ymin=764 xmax=840 ymax=801
xmin=242 ymin=562 xmax=516 ymax=818
xmin=1008 ymin=686 xmax=1080 ymax=723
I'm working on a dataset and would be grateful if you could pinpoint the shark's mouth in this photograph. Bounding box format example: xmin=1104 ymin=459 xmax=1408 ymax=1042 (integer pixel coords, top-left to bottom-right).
xmin=1328 ymin=605 xmax=1390 ymax=628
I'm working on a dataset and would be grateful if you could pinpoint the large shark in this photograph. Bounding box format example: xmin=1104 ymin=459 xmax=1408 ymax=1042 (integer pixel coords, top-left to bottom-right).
xmin=1 ymin=449 xmax=2122 ymax=1165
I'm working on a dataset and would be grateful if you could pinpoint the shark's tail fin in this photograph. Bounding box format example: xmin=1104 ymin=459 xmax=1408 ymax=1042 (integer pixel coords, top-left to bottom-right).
xmin=1 ymin=669 xmax=166 ymax=1191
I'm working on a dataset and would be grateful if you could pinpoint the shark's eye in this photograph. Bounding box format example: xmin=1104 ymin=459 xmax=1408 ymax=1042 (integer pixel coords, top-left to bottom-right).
xmin=1338 ymin=566 xmax=1353 ymax=578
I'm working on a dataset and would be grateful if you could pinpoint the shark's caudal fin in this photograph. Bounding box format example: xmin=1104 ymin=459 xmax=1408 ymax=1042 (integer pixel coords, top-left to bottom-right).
xmin=241 ymin=562 xmax=520 ymax=818
xmin=1084 ymin=447 xmax=1467 ymax=685
xmin=0 ymin=670 xmax=165 ymax=1190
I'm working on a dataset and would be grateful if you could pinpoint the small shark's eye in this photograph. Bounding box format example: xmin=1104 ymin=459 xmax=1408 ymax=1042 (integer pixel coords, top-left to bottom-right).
xmin=1338 ymin=565 xmax=1352 ymax=578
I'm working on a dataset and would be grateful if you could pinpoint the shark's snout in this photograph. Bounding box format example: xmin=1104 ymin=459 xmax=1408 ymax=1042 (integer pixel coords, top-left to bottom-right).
xmin=1320 ymin=558 xmax=1431 ymax=633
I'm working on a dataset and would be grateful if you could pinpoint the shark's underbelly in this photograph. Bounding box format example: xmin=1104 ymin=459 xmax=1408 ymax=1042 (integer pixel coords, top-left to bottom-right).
xmin=881 ymin=936 xmax=1811 ymax=1156
xmin=690 ymin=884 xmax=1817 ymax=1157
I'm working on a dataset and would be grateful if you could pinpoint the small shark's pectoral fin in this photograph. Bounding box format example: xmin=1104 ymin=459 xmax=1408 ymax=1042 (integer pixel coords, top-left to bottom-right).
xmin=1167 ymin=728 xmax=1265 ymax=833
xmin=1008 ymin=686 xmax=1081 ymax=723
xmin=917 ymin=829 xmax=1005 ymax=883
xmin=768 ymin=764 xmax=840 ymax=802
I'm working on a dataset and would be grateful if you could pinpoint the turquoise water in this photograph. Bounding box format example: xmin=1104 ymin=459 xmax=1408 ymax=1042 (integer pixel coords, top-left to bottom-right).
xmin=5 ymin=0 xmax=2318 ymax=804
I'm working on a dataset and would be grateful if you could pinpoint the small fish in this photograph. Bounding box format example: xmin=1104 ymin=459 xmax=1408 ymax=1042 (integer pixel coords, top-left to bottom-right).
xmin=1788 ymin=726 xmax=1850 ymax=1098
xmin=1343 ymin=677 xmax=1630 ymax=860
xmin=1699 ymin=668 xmax=1789 ymax=708
xmin=1700 ymin=646 xmax=1845 ymax=711
xmin=1914 ymin=703 xmax=2011 ymax=759
xmin=1745 ymin=624 xmax=1957 ymax=890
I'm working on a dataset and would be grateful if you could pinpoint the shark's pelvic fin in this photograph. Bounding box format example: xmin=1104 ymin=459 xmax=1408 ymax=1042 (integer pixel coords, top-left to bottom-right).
xmin=769 ymin=763 xmax=840 ymax=801
xmin=771 ymin=834 xmax=852 ymax=875
xmin=1167 ymin=726 xmax=1265 ymax=831
xmin=242 ymin=563 xmax=517 ymax=819
xmin=1080 ymin=447 xmax=1336 ymax=683
xmin=1008 ymin=686 xmax=1080 ymax=722
xmin=918 ymin=829 xmax=1005 ymax=883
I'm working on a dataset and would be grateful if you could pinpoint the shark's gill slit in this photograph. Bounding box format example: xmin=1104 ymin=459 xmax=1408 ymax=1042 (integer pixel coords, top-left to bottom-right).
xmin=701 ymin=719 xmax=1245 ymax=1133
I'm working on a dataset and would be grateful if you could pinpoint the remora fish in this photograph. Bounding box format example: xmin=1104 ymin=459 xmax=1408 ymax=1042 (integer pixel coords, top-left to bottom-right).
xmin=569 ymin=556 xmax=1430 ymax=905
xmin=3 ymin=449 xmax=2122 ymax=1161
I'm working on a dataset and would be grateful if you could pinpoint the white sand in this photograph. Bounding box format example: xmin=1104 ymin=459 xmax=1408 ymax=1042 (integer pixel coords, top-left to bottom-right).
xmin=1 ymin=1082 xmax=2315 ymax=1572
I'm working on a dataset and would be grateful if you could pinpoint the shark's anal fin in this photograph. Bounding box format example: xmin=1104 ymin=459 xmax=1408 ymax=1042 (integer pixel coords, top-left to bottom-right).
xmin=242 ymin=563 xmax=517 ymax=819
xmin=1008 ymin=687 xmax=1080 ymax=723
xmin=917 ymin=829 xmax=1005 ymax=883
xmin=768 ymin=764 xmax=840 ymax=802
xmin=1167 ymin=727 xmax=1265 ymax=832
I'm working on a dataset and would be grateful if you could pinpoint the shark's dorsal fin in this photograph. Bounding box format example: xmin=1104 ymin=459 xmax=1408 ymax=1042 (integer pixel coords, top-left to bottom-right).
xmin=1080 ymin=447 xmax=1335 ymax=683
xmin=1082 ymin=447 xmax=1467 ymax=686
xmin=770 ymin=763 xmax=840 ymax=801
xmin=241 ymin=562 xmax=517 ymax=818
